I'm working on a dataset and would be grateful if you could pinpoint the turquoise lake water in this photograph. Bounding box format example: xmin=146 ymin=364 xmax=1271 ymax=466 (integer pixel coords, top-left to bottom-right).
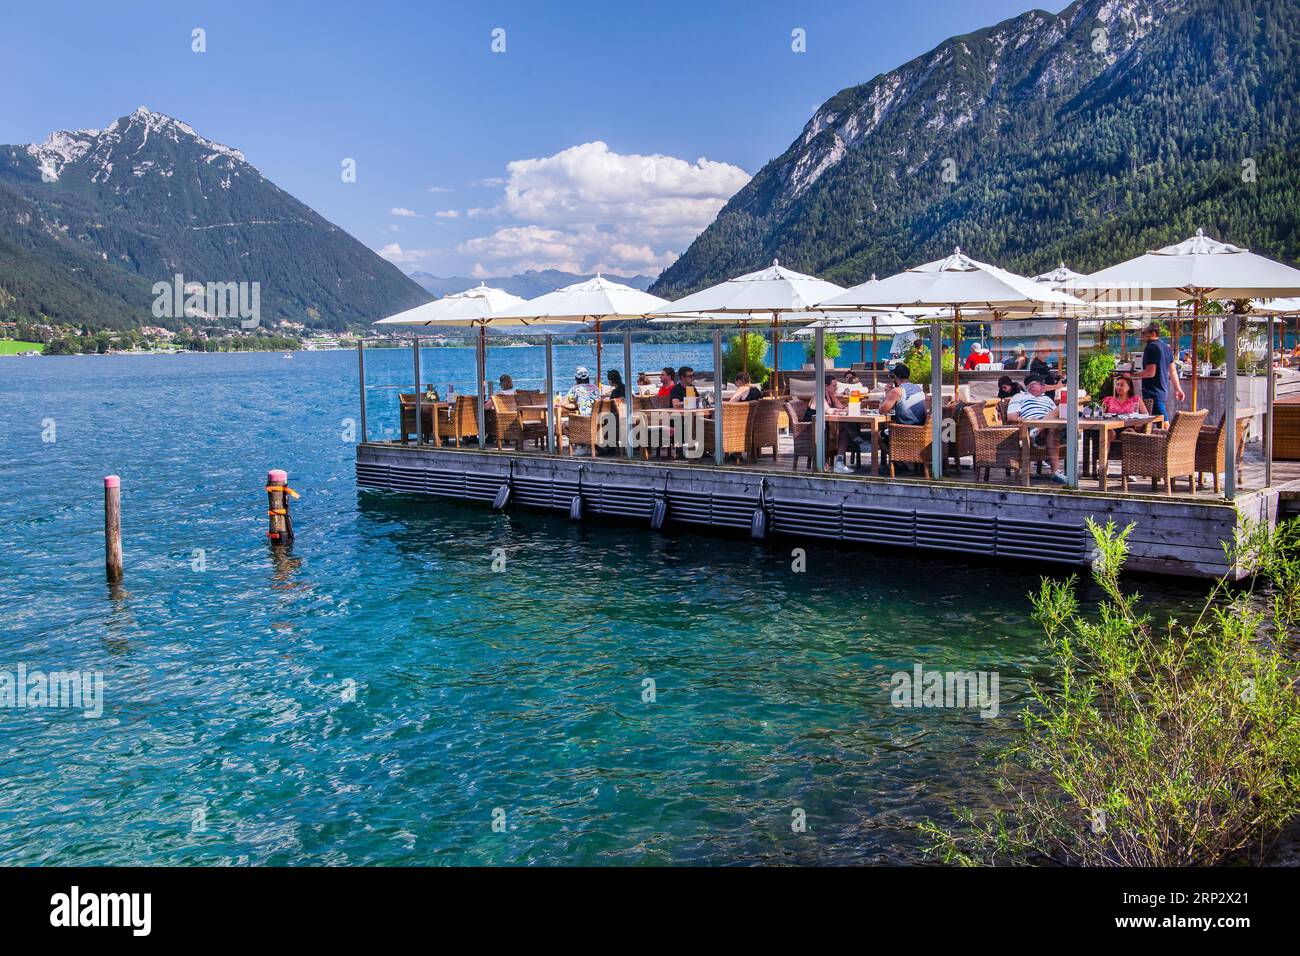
xmin=0 ymin=346 xmax=1206 ymax=865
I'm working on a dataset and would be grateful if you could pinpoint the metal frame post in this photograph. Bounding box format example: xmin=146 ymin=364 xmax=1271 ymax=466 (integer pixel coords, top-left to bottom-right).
xmin=1066 ymin=317 xmax=1079 ymax=488
xmin=813 ymin=325 xmax=826 ymax=472
xmin=357 ymin=339 xmax=368 ymax=444
xmin=476 ymin=330 xmax=486 ymax=450
xmin=930 ymin=320 xmax=943 ymax=480
xmin=713 ymin=330 xmax=725 ymax=466
xmin=412 ymin=332 xmax=422 ymax=446
xmin=1225 ymin=313 xmax=1238 ymax=499
xmin=624 ymin=330 xmax=635 ymax=460
xmin=545 ymin=333 xmax=556 ymax=454
xmin=1266 ymin=316 xmax=1275 ymax=488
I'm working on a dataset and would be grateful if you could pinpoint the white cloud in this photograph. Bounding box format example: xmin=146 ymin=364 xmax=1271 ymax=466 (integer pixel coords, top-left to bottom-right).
xmin=470 ymin=176 xmax=507 ymax=188
xmin=391 ymin=207 xmax=422 ymax=218
xmin=376 ymin=243 xmax=435 ymax=265
xmin=457 ymin=141 xmax=748 ymax=275
xmin=433 ymin=209 xmax=460 ymax=219
xmin=426 ymin=185 xmax=453 ymax=193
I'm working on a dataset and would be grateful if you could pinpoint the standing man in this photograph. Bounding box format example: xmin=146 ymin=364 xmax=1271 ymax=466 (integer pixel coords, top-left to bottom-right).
xmin=1126 ymin=322 xmax=1184 ymax=420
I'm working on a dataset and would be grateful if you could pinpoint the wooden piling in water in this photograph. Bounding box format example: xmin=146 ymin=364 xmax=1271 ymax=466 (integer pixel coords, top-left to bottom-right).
xmin=266 ymin=468 xmax=295 ymax=545
xmin=104 ymin=475 xmax=123 ymax=583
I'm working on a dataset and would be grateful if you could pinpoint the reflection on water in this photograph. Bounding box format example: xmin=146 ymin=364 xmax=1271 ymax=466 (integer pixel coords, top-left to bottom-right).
xmin=0 ymin=350 xmax=1209 ymax=865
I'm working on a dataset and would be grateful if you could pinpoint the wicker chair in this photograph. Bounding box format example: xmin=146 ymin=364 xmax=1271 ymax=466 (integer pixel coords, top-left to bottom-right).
xmin=565 ymin=398 xmax=618 ymax=456
xmin=1195 ymin=411 xmax=1250 ymax=493
xmin=886 ymin=423 xmax=933 ymax=478
xmin=949 ymin=400 xmax=996 ymax=471
xmin=398 ymin=394 xmax=437 ymax=444
xmin=491 ymin=394 xmax=546 ymax=451
xmin=749 ymin=398 xmax=780 ymax=462
xmin=783 ymin=400 xmax=820 ymax=470
xmin=629 ymin=396 xmax=671 ymax=459
xmin=962 ymin=404 xmax=1021 ymax=482
xmin=704 ymin=401 xmax=757 ymax=463
xmin=1120 ymin=408 xmax=1208 ymax=494
xmin=451 ymin=395 xmax=480 ymax=445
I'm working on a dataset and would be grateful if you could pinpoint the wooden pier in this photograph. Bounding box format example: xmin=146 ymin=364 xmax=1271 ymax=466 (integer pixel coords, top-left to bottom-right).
xmin=355 ymin=442 xmax=1286 ymax=579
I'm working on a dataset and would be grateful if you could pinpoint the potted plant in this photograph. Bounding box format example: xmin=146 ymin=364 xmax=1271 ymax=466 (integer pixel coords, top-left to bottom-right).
xmin=803 ymin=332 xmax=841 ymax=369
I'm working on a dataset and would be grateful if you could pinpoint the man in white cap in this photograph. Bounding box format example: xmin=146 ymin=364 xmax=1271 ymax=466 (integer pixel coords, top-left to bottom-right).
xmin=564 ymin=366 xmax=600 ymax=417
xmin=964 ymin=343 xmax=992 ymax=370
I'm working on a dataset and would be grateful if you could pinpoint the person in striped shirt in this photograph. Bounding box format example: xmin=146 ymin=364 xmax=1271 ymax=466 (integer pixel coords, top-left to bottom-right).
xmin=1006 ymin=374 xmax=1067 ymax=484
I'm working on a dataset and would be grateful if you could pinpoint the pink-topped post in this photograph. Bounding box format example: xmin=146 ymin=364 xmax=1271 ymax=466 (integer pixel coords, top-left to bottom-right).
xmin=265 ymin=469 xmax=295 ymax=545
xmin=104 ymin=475 xmax=123 ymax=583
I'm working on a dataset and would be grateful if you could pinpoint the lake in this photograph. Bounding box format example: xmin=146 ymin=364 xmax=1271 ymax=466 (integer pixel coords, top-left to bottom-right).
xmin=0 ymin=347 xmax=1204 ymax=864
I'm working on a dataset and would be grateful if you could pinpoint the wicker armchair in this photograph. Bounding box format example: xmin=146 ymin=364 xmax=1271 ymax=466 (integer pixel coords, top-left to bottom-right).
xmin=451 ymin=395 xmax=480 ymax=444
xmin=491 ymin=394 xmax=547 ymax=451
xmin=949 ymin=400 xmax=995 ymax=471
xmin=962 ymin=404 xmax=1021 ymax=482
xmin=783 ymin=400 xmax=819 ymax=471
xmin=398 ymin=394 xmax=437 ymax=444
xmin=565 ymin=398 xmax=618 ymax=456
xmin=749 ymin=398 xmax=780 ymax=462
xmin=1195 ymin=411 xmax=1250 ymax=494
xmin=886 ymin=423 xmax=933 ymax=478
xmin=704 ymin=401 xmax=757 ymax=462
xmin=1120 ymin=408 xmax=1208 ymax=494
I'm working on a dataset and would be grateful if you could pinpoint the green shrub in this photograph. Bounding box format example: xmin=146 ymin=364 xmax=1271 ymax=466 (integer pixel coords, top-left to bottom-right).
xmin=803 ymin=331 xmax=841 ymax=363
xmin=1080 ymin=351 xmax=1117 ymax=399
xmin=924 ymin=519 xmax=1300 ymax=866
xmin=723 ymin=331 xmax=770 ymax=386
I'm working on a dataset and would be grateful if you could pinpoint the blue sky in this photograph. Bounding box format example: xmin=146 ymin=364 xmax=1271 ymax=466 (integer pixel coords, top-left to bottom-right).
xmin=5 ymin=0 xmax=1064 ymax=278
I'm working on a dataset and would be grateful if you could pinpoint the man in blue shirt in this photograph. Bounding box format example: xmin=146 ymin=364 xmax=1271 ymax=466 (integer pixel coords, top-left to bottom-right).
xmin=1126 ymin=322 xmax=1184 ymax=420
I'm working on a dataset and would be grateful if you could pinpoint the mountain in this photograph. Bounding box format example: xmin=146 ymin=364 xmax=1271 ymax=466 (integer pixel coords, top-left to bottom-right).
xmin=408 ymin=269 xmax=656 ymax=299
xmin=0 ymin=107 xmax=429 ymax=331
xmin=653 ymin=0 xmax=1300 ymax=298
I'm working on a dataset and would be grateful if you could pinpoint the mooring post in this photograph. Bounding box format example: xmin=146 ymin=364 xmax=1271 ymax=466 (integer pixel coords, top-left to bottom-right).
xmin=545 ymin=333 xmax=556 ymax=454
xmin=266 ymin=468 xmax=295 ymax=546
xmin=104 ymin=475 xmax=123 ymax=584
xmin=357 ymin=339 xmax=368 ymax=444
xmin=714 ymin=329 xmax=725 ymax=466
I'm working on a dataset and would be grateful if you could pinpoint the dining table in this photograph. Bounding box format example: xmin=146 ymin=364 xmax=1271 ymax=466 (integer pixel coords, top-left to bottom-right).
xmin=1008 ymin=414 xmax=1163 ymax=489
xmin=826 ymin=408 xmax=892 ymax=472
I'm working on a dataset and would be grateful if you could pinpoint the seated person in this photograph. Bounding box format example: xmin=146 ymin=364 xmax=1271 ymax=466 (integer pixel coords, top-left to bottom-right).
xmin=497 ymin=374 xmax=516 ymax=396
xmin=1029 ymin=352 xmax=1053 ymax=379
xmin=1006 ymin=375 xmax=1066 ymax=484
xmin=964 ymin=343 xmax=992 ymax=370
xmin=607 ymin=369 xmax=626 ymax=400
xmin=996 ymin=375 xmax=1023 ymax=400
xmin=1100 ymin=375 xmax=1142 ymax=415
xmin=878 ymin=363 xmax=927 ymax=425
xmin=564 ymin=366 xmax=600 ymax=416
xmin=841 ymin=369 xmax=860 ymax=386
xmin=657 ymin=366 xmax=676 ymax=398
xmin=1004 ymin=345 xmax=1028 ymax=370
xmin=729 ymin=370 xmax=762 ymax=402
xmin=669 ymin=366 xmax=698 ymax=408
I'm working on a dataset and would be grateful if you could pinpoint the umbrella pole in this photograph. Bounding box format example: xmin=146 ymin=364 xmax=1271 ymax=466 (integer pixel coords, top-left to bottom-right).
xmin=952 ymin=307 xmax=961 ymax=396
xmin=1190 ymin=296 xmax=1200 ymax=411
xmin=871 ymin=315 xmax=878 ymax=389
xmin=595 ymin=317 xmax=602 ymax=388
xmin=771 ymin=314 xmax=779 ymax=396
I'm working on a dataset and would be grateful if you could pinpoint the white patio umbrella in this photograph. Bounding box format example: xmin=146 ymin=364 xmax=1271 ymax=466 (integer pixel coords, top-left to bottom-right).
xmin=1079 ymin=228 xmax=1300 ymax=405
xmin=494 ymin=275 xmax=669 ymax=384
xmin=791 ymin=308 xmax=920 ymax=387
xmin=649 ymin=259 xmax=844 ymax=387
xmin=374 ymin=282 xmax=571 ymax=446
xmin=817 ymin=247 xmax=1087 ymax=392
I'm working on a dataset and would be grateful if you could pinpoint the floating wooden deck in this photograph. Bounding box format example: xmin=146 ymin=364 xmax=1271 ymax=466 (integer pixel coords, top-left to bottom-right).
xmin=356 ymin=442 xmax=1293 ymax=580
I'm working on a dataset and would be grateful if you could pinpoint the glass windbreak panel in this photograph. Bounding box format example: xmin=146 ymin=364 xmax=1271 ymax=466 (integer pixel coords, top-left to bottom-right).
xmin=357 ymin=334 xmax=445 ymax=446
